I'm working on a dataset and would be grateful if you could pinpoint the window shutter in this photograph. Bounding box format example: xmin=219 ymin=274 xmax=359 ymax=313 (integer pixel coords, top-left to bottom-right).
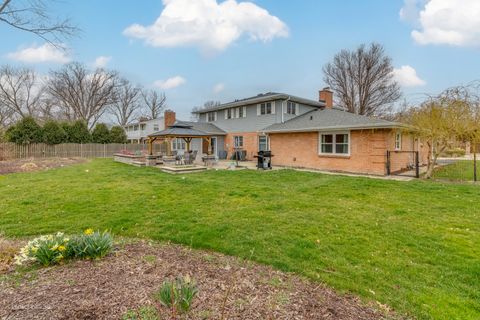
xmin=214 ymin=112 xmax=217 ymax=121
xmin=295 ymin=103 xmax=299 ymax=115
xmin=235 ymin=108 xmax=239 ymax=118
xmin=271 ymin=102 xmax=276 ymax=114
xmin=257 ymin=104 xmax=261 ymax=116
xmin=242 ymin=106 xmax=246 ymax=118
xmin=224 ymin=109 xmax=228 ymax=119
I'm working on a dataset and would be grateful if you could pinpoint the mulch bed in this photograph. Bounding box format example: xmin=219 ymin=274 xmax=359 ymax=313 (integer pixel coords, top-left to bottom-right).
xmin=0 ymin=240 xmax=398 ymax=320
xmin=0 ymin=158 xmax=86 ymax=175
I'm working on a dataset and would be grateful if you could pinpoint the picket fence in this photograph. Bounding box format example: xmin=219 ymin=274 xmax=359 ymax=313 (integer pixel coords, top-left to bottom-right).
xmin=0 ymin=142 xmax=166 ymax=160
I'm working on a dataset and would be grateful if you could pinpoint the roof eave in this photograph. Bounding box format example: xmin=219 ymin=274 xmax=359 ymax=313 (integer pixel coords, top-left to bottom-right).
xmin=262 ymin=123 xmax=403 ymax=134
xmin=194 ymin=94 xmax=325 ymax=113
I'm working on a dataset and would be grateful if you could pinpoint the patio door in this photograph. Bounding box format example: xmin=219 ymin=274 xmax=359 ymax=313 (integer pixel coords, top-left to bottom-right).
xmin=202 ymin=137 xmax=217 ymax=156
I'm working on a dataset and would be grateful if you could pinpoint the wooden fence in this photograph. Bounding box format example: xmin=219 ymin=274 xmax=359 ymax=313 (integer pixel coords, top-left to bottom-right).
xmin=0 ymin=143 xmax=167 ymax=160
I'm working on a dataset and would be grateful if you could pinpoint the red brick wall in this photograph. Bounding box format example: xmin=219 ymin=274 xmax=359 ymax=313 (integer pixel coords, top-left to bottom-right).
xmin=164 ymin=110 xmax=176 ymax=128
xmin=269 ymin=129 xmax=426 ymax=175
xmin=224 ymin=132 xmax=260 ymax=160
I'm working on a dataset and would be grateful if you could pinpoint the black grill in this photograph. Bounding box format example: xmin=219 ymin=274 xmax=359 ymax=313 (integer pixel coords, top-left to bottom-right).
xmin=255 ymin=150 xmax=273 ymax=170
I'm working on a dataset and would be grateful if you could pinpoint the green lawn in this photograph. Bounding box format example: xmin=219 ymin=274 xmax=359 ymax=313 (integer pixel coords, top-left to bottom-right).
xmin=433 ymin=160 xmax=479 ymax=182
xmin=1 ymin=159 xmax=479 ymax=320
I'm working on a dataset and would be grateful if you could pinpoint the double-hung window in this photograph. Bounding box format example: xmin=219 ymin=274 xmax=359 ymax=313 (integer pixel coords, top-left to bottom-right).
xmin=234 ymin=136 xmax=244 ymax=148
xmin=225 ymin=108 xmax=233 ymax=119
xmin=286 ymin=101 xmax=297 ymax=115
xmin=258 ymin=135 xmax=269 ymax=151
xmin=258 ymin=102 xmax=274 ymax=115
xmin=319 ymin=132 xmax=350 ymax=155
xmin=207 ymin=112 xmax=217 ymax=122
xmin=172 ymin=138 xmax=186 ymax=150
xmin=395 ymin=131 xmax=402 ymax=150
xmin=153 ymin=124 xmax=159 ymax=131
xmin=237 ymin=106 xmax=246 ymax=118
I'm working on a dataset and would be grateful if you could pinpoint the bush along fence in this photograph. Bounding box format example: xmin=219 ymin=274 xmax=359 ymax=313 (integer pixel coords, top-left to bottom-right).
xmin=0 ymin=142 xmax=166 ymax=161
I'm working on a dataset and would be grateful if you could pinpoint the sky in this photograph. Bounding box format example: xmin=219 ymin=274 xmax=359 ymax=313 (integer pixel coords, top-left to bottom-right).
xmin=1 ymin=0 xmax=480 ymax=121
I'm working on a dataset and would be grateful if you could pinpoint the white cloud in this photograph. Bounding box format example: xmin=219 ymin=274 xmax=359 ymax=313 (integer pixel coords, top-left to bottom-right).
xmin=401 ymin=0 xmax=480 ymax=46
xmin=123 ymin=0 xmax=289 ymax=54
xmin=213 ymin=83 xmax=225 ymax=93
xmin=153 ymin=76 xmax=186 ymax=89
xmin=94 ymin=56 xmax=112 ymax=68
xmin=393 ymin=65 xmax=426 ymax=87
xmin=6 ymin=43 xmax=71 ymax=64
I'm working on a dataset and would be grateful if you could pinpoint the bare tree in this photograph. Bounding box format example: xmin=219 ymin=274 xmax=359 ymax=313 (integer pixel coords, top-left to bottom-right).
xmin=402 ymin=85 xmax=480 ymax=178
xmin=47 ymin=62 xmax=120 ymax=129
xmin=0 ymin=0 xmax=78 ymax=45
xmin=141 ymin=89 xmax=166 ymax=120
xmin=0 ymin=103 xmax=14 ymax=129
xmin=323 ymin=43 xmax=401 ymax=116
xmin=109 ymin=79 xmax=141 ymax=126
xmin=0 ymin=65 xmax=44 ymax=118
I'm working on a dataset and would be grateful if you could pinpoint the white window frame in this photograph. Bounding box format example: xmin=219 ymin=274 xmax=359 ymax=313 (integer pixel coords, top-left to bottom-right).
xmin=395 ymin=131 xmax=402 ymax=151
xmin=207 ymin=111 xmax=217 ymax=122
xmin=234 ymin=136 xmax=244 ymax=148
xmin=258 ymin=135 xmax=270 ymax=151
xmin=172 ymin=138 xmax=186 ymax=150
xmin=257 ymin=102 xmax=275 ymax=116
xmin=318 ymin=131 xmax=350 ymax=156
xmin=286 ymin=101 xmax=297 ymax=115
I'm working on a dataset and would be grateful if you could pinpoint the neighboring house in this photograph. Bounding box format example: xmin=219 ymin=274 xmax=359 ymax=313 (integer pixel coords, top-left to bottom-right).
xmin=124 ymin=111 xmax=176 ymax=143
xmin=193 ymin=90 xmax=332 ymax=159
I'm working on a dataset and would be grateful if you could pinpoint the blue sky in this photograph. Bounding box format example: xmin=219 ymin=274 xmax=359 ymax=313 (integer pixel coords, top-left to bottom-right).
xmin=1 ymin=0 xmax=479 ymax=120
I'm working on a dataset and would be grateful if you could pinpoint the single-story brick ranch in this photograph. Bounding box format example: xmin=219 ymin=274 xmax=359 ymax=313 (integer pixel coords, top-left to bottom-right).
xmin=263 ymin=107 xmax=428 ymax=176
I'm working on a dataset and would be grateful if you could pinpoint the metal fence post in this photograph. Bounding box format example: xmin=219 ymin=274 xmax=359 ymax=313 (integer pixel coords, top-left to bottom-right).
xmin=415 ymin=151 xmax=420 ymax=178
xmin=386 ymin=151 xmax=391 ymax=175
xmin=474 ymin=152 xmax=477 ymax=182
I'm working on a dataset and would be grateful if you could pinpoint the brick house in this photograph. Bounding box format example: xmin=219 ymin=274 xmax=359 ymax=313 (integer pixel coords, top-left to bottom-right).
xmin=194 ymin=89 xmax=427 ymax=175
xmin=193 ymin=91 xmax=327 ymax=159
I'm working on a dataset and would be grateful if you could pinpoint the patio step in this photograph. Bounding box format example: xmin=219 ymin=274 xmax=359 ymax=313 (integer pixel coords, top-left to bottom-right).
xmin=161 ymin=165 xmax=207 ymax=174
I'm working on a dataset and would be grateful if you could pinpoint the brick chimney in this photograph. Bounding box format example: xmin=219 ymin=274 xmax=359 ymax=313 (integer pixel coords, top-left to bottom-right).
xmin=164 ymin=110 xmax=176 ymax=128
xmin=319 ymin=87 xmax=333 ymax=109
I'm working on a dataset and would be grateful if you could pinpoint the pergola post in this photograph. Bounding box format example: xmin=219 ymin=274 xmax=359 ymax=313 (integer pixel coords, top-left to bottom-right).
xmin=206 ymin=137 xmax=212 ymax=155
xmin=182 ymin=137 xmax=193 ymax=153
xmin=147 ymin=138 xmax=154 ymax=156
xmin=166 ymin=137 xmax=172 ymax=156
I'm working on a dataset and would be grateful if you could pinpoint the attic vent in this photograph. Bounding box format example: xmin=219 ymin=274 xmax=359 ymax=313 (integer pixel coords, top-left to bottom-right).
xmin=310 ymin=116 xmax=313 ymax=120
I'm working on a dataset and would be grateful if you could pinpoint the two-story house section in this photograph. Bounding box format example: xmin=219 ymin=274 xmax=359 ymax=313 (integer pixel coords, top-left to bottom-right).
xmin=193 ymin=91 xmax=329 ymax=159
xmin=124 ymin=111 xmax=176 ymax=144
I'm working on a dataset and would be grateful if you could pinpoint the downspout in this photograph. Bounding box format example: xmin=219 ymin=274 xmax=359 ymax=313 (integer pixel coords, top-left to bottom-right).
xmin=282 ymin=96 xmax=291 ymax=123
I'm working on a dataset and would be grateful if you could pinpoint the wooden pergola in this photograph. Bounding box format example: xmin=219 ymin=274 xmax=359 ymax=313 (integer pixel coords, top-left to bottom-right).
xmin=147 ymin=124 xmax=215 ymax=156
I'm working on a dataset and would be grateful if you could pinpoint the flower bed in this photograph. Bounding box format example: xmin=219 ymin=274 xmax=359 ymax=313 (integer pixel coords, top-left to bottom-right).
xmin=15 ymin=229 xmax=113 ymax=267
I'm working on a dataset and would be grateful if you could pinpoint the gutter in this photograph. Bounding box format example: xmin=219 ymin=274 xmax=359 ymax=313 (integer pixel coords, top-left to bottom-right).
xmin=262 ymin=123 xmax=404 ymax=134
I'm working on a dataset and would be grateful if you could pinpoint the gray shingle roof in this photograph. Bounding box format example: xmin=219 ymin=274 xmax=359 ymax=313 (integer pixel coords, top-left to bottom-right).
xmin=175 ymin=120 xmax=226 ymax=135
xmin=193 ymin=92 xmax=327 ymax=113
xmin=262 ymin=109 xmax=402 ymax=133
xmin=148 ymin=124 xmax=212 ymax=137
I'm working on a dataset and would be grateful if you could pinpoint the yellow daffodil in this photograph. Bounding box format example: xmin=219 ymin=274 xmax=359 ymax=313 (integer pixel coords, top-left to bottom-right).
xmin=58 ymin=245 xmax=66 ymax=251
xmin=84 ymin=228 xmax=94 ymax=235
xmin=51 ymin=244 xmax=59 ymax=251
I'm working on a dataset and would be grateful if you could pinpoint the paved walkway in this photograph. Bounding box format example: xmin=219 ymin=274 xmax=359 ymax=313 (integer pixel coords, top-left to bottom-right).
xmin=212 ymin=160 xmax=416 ymax=181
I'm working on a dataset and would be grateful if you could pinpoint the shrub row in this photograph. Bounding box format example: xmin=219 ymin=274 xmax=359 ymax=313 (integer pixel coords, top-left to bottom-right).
xmin=5 ymin=117 xmax=127 ymax=145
